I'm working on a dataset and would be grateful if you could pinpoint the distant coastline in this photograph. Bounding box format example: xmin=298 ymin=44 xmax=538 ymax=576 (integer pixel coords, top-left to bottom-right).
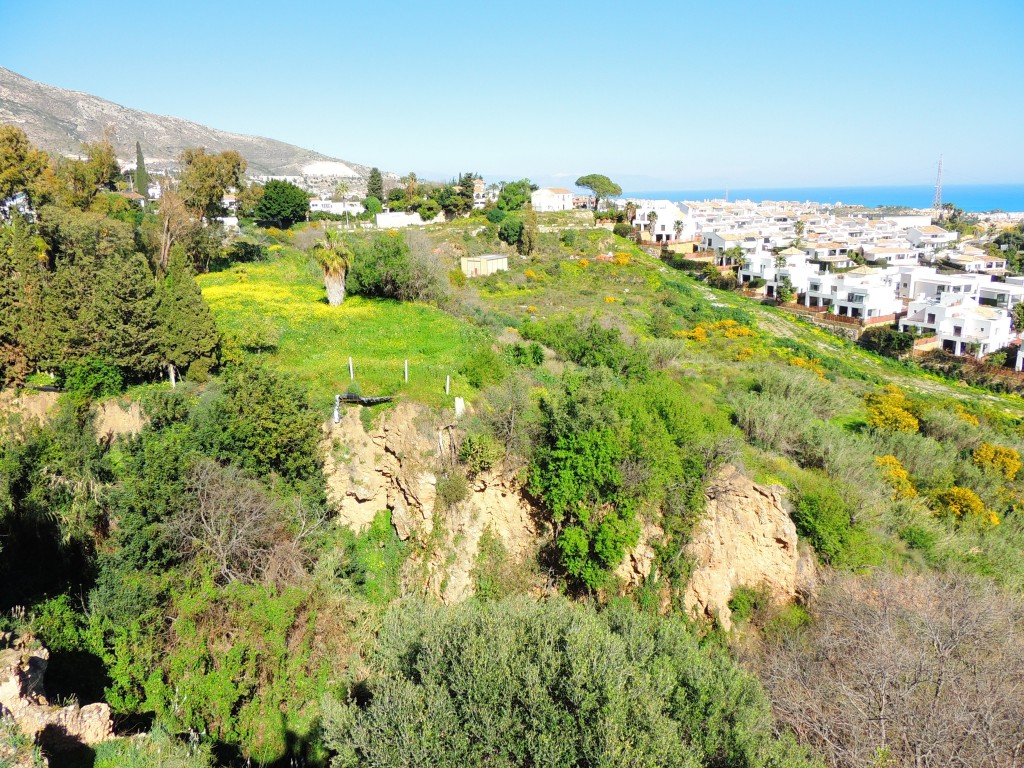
xmin=621 ymin=184 xmax=1024 ymax=213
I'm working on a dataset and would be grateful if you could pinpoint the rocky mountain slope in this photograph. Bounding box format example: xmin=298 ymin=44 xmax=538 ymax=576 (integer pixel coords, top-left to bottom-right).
xmin=0 ymin=66 xmax=370 ymax=178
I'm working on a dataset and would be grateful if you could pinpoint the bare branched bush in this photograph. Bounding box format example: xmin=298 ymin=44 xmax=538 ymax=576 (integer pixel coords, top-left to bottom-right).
xmin=175 ymin=459 xmax=314 ymax=585
xmin=480 ymin=373 xmax=540 ymax=462
xmin=758 ymin=570 xmax=1024 ymax=768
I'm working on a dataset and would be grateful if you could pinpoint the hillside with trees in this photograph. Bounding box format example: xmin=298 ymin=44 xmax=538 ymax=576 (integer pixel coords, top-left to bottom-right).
xmin=2 ymin=130 xmax=1024 ymax=768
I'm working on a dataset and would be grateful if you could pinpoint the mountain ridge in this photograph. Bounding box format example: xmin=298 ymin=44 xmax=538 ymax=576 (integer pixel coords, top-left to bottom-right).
xmin=0 ymin=66 xmax=371 ymax=179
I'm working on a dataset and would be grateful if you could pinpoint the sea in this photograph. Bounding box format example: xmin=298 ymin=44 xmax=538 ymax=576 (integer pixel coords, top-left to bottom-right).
xmin=621 ymin=184 xmax=1024 ymax=214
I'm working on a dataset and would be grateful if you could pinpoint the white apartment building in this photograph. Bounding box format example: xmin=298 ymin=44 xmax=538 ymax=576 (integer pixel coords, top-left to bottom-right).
xmin=907 ymin=225 xmax=959 ymax=250
xmin=803 ymin=266 xmax=903 ymax=320
xmin=530 ymin=187 xmax=574 ymax=212
xmin=900 ymin=294 xmax=1012 ymax=357
xmin=945 ymin=246 xmax=1008 ymax=274
xmin=863 ymin=242 xmax=920 ymax=267
xmin=632 ymin=201 xmax=694 ymax=243
xmin=739 ymin=247 xmax=817 ymax=297
xmin=895 ymin=267 xmax=990 ymax=301
xmin=977 ymin=281 xmax=1024 ymax=312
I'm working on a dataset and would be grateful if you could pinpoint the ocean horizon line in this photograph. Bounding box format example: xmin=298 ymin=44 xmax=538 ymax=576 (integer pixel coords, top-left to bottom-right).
xmin=619 ymin=183 xmax=1024 ymax=213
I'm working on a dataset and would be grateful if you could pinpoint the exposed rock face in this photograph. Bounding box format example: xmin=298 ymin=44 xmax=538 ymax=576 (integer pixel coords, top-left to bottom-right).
xmin=323 ymin=404 xmax=539 ymax=603
xmin=0 ymin=637 xmax=114 ymax=752
xmin=0 ymin=390 xmax=59 ymax=430
xmin=683 ymin=465 xmax=813 ymax=630
xmin=94 ymin=399 xmax=146 ymax=440
xmin=323 ymin=404 xmax=437 ymax=537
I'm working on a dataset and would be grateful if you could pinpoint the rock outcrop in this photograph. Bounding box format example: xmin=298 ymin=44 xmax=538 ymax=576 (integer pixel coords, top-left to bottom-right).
xmin=94 ymin=399 xmax=145 ymax=440
xmin=0 ymin=636 xmax=114 ymax=753
xmin=323 ymin=403 xmax=539 ymax=603
xmin=682 ymin=465 xmax=813 ymax=630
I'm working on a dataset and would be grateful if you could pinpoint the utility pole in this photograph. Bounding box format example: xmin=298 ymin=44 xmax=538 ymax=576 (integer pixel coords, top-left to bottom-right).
xmin=933 ymin=156 xmax=943 ymax=215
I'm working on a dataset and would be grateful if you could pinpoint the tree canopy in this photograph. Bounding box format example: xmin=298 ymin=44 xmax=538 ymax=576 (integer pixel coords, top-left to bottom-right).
xmin=252 ymin=179 xmax=309 ymax=226
xmin=178 ymin=148 xmax=246 ymax=220
xmin=575 ymin=173 xmax=622 ymax=209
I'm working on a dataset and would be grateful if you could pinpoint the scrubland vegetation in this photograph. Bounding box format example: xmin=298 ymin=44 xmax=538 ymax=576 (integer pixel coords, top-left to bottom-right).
xmin=2 ymin=127 xmax=1023 ymax=766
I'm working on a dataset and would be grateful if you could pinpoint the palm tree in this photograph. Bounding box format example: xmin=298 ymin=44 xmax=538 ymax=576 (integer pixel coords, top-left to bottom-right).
xmin=673 ymin=219 xmax=684 ymax=241
xmin=625 ymin=201 xmax=637 ymax=225
xmin=647 ymin=210 xmax=658 ymax=240
xmin=311 ymin=230 xmax=353 ymax=306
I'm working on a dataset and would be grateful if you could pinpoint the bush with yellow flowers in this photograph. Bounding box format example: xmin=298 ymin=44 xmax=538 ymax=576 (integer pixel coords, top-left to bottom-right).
xmin=578 ymin=258 xmax=590 ymax=269
xmin=954 ymin=404 xmax=980 ymax=426
xmin=604 ymin=296 xmax=617 ymax=303
xmin=972 ymin=442 xmax=1022 ymax=480
xmin=788 ymin=355 xmax=827 ymax=379
xmin=937 ymin=486 xmax=985 ymax=518
xmin=612 ymin=252 xmax=631 ymax=266
xmin=875 ymin=455 xmax=916 ymax=499
xmin=865 ymin=385 xmax=919 ymax=433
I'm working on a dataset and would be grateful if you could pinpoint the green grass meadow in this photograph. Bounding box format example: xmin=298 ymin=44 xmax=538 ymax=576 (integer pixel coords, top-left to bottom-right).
xmin=198 ymin=249 xmax=492 ymax=410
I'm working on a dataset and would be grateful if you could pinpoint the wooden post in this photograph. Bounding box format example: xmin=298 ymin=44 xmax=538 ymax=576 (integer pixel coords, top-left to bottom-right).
xmin=349 ymin=357 xmax=354 ymax=380
xmin=445 ymin=375 xmax=450 ymax=395
xmin=404 ymin=360 xmax=409 ymax=383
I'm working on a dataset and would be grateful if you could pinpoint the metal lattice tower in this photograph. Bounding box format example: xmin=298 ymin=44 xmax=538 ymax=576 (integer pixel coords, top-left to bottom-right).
xmin=933 ymin=156 xmax=943 ymax=212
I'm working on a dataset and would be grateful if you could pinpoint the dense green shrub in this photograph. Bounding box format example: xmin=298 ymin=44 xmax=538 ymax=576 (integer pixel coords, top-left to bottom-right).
xmin=436 ymin=470 xmax=470 ymax=510
xmin=459 ymin=431 xmax=504 ymax=476
xmin=60 ymin=356 xmax=123 ymax=399
xmin=200 ymin=361 xmax=324 ymax=485
xmin=323 ymin=597 xmax=817 ymax=768
xmin=337 ymin=510 xmax=408 ymax=605
xmin=729 ymin=583 xmax=773 ymax=624
xmin=859 ymin=327 xmax=915 ymax=358
xmin=791 ymin=474 xmax=852 ymax=562
xmin=458 ymin=345 xmax=507 ymax=388
xmin=521 ymin=316 xmax=650 ymax=381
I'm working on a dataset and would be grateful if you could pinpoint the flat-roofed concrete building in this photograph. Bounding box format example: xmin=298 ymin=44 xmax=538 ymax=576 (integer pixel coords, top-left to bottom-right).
xmin=461 ymin=253 xmax=508 ymax=277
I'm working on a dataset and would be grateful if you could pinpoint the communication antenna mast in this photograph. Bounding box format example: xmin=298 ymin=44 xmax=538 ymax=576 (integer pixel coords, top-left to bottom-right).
xmin=932 ymin=156 xmax=943 ymax=213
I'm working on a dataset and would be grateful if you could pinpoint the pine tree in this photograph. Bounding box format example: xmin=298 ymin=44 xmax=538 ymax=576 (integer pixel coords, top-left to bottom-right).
xmin=135 ymin=141 xmax=150 ymax=199
xmin=155 ymin=247 xmax=219 ymax=386
xmin=367 ymin=167 xmax=384 ymax=202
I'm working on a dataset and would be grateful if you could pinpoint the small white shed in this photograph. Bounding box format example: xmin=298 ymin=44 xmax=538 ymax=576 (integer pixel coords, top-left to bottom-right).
xmin=461 ymin=253 xmax=508 ymax=277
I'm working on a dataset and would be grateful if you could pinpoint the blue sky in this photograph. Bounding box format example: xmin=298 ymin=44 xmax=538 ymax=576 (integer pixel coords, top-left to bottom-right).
xmin=3 ymin=0 xmax=1022 ymax=189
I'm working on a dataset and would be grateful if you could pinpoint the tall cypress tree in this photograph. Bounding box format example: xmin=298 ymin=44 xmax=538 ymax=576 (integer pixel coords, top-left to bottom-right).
xmin=97 ymin=253 xmax=161 ymax=378
xmin=0 ymin=218 xmax=45 ymax=384
xmin=367 ymin=167 xmax=383 ymax=202
xmin=135 ymin=141 xmax=150 ymax=199
xmin=155 ymin=247 xmax=219 ymax=385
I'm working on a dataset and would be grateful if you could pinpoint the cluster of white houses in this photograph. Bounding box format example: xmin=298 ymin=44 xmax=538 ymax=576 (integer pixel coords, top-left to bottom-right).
xmin=610 ymin=196 xmax=1024 ymax=359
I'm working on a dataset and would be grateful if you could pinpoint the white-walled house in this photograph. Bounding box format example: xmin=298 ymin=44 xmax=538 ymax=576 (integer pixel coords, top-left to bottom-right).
xmin=945 ymin=246 xmax=1008 ymax=274
xmin=530 ymin=188 xmax=574 ymax=212
xmin=978 ymin=281 xmax=1024 ymax=311
xmin=633 ymin=201 xmax=693 ymax=243
xmin=900 ymin=293 xmax=1012 ymax=357
xmin=739 ymin=247 xmax=816 ymax=296
xmin=862 ymin=242 xmax=919 ymax=267
xmin=803 ymin=266 xmax=903 ymax=321
xmin=895 ymin=266 xmax=990 ymax=301
xmin=310 ymin=198 xmax=365 ymax=216
xmin=907 ymin=225 xmax=958 ymax=250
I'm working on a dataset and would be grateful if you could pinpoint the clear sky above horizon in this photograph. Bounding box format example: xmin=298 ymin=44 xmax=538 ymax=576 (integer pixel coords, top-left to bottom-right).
xmin=3 ymin=0 xmax=1022 ymax=189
